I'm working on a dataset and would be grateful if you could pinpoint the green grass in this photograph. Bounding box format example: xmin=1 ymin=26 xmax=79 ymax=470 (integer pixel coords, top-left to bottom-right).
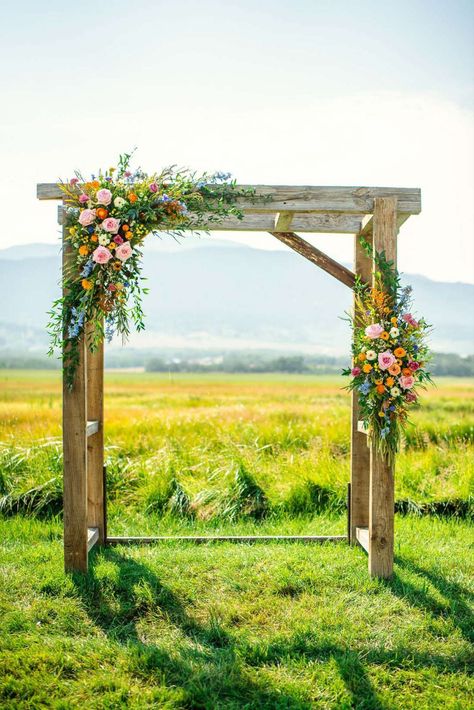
xmin=0 ymin=371 xmax=473 ymax=707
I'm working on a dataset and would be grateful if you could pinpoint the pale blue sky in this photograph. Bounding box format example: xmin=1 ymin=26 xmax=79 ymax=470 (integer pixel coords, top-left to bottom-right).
xmin=1 ymin=0 xmax=473 ymax=281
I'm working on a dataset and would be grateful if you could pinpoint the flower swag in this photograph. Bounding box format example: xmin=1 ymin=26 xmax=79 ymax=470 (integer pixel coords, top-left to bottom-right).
xmin=48 ymin=151 xmax=262 ymax=388
xmin=343 ymin=238 xmax=433 ymax=460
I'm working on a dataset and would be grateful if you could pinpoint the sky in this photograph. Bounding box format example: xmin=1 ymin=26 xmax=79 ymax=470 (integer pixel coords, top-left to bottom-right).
xmin=1 ymin=0 xmax=473 ymax=282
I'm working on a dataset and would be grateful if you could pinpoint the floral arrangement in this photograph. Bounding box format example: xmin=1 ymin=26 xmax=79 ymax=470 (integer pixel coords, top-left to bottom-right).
xmin=48 ymin=151 xmax=260 ymax=387
xmin=343 ymin=238 xmax=432 ymax=460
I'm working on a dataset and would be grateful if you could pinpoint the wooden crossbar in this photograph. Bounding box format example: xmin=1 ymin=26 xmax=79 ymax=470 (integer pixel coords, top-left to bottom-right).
xmin=270 ymin=231 xmax=355 ymax=288
xmin=87 ymin=526 xmax=99 ymax=552
xmin=86 ymin=420 xmax=99 ymax=437
xmin=355 ymin=526 xmax=369 ymax=553
xmin=107 ymin=535 xmax=347 ymax=545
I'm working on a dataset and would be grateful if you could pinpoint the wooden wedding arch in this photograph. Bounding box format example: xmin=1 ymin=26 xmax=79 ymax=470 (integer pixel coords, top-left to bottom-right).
xmin=37 ymin=183 xmax=421 ymax=579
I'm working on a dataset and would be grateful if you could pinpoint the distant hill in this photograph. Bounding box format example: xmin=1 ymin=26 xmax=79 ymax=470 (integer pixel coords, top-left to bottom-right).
xmin=0 ymin=241 xmax=473 ymax=356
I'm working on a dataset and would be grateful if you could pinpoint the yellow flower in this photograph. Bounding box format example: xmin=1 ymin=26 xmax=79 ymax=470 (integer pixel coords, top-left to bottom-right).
xmin=81 ymin=279 xmax=92 ymax=290
xmin=378 ymin=410 xmax=386 ymax=417
xmin=380 ymin=331 xmax=390 ymax=340
xmin=362 ymin=363 xmax=373 ymax=373
xmin=358 ymin=352 xmax=366 ymax=362
xmin=69 ymin=227 xmax=76 ymax=236
xmin=78 ymin=245 xmax=89 ymax=256
xmin=391 ymin=317 xmax=398 ymax=325
xmin=108 ymin=242 xmax=116 ymax=250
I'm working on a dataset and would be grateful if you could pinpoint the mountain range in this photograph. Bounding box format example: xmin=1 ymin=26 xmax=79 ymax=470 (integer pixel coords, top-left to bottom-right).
xmin=0 ymin=240 xmax=473 ymax=357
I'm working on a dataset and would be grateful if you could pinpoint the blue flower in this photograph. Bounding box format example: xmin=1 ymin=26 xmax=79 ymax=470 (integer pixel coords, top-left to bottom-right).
xmin=358 ymin=380 xmax=371 ymax=396
xmin=381 ymin=426 xmax=390 ymax=439
xmin=160 ymin=193 xmax=171 ymax=203
xmin=80 ymin=259 xmax=94 ymax=278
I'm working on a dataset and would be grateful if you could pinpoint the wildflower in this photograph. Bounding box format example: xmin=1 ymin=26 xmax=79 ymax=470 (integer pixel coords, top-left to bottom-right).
xmin=376 ymin=385 xmax=386 ymax=394
xmin=129 ymin=193 xmax=138 ymax=203
xmin=79 ymin=193 xmax=89 ymax=204
xmin=366 ymin=350 xmax=377 ymax=361
xmin=358 ymin=352 xmax=366 ymax=362
xmin=390 ymin=386 xmax=401 ymax=397
xmin=78 ymin=245 xmax=89 ymax=256
xmin=358 ymin=380 xmax=371 ymax=396
xmin=380 ymin=331 xmax=390 ymax=340
xmin=380 ymin=426 xmax=390 ymax=438
xmin=389 ymin=327 xmax=399 ymax=338
xmin=98 ymin=234 xmax=109 ymax=246
xmin=386 ymin=377 xmax=395 ymax=387
xmin=394 ymin=347 xmax=406 ymax=358
xmin=351 ymin=367 xmax=361 ymax=377
xmin=80 ymin=259 xmax=94 ymax=278
xmin=114 ymin=197 xmax=127 ymax=209
xmin=362 ymin=363 xmax=373 ymax=373
xmin=149 ymin=182 xmax=158 ymax=193
xmin=81 ymin=279 xmax=92 ymax=290
xmin=70 ymin=177 xmax=79 ymax=186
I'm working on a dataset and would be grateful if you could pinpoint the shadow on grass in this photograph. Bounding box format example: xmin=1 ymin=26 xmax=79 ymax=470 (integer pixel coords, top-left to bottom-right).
xmin=72 ymin=547 xmax=386 ymax=709
xmin=389 ymin=556 xmax=474 ymax=645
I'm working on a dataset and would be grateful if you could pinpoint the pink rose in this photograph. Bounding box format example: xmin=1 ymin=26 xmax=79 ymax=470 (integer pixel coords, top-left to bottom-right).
xmin=78 ymin=208 xmax=96 ymax=226
xmin=149 ymin=182 xmax=158 ymax=193
xmin=101 ymin=217 xmax=120 ymax=233
xmin=405 ymin=391 xmax=417 ymax=403
xmin=114 ymin=235 xmax=124 ymax=244
xmin=399 ymin=374 xmax=415 ymax=389
xmin=365 ymin=323 xmax=384 ymax=339
xmin=96 ymin=188 xmax=112 ymax=205
xmin=115 ymin=242 xmax=133 ymax=262
xmin=351 ymin=367 xmax=361 ymax=376
xmin=79 ymin=193 xmax=89 ymax=204
xmin=378 ymin=350 xmax=396 ymax=370
xmin=408 ymin=361 xmax=420 ymax=371
xmin=92 ymin=246 xmax=113 ymax=264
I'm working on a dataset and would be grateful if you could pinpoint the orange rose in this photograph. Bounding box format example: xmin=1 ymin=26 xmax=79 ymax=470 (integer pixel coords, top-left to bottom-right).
xmin=362 ymin=363 xmax=373 ymax=373
xmin=376 ymin=384 xmax=386 ymax=394
xmin=122 ymin=224 xmax=129 ymax=232
xmin=97 ymin=207 xmax=108 ymax=220
xmin=388 ymin=363 xmax=401 ymax=376
xmin=129 ymin=193 xmax=138 ymax=203
xmin=394 ymin=347 xmax=406 ymax=358
xmin=402 ymin=368 xmax=411 ymax=376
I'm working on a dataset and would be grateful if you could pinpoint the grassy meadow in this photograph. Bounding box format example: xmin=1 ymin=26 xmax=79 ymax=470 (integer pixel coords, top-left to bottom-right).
xmin=0 ymin=370 xmax=473 ymax=708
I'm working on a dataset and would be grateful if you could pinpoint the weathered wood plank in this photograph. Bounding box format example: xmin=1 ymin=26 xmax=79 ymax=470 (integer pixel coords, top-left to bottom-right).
xmin=38 ymin=183 xmax=421 ymax=214
xmin=356 ymin=421 xmax=369 ymax=435
xmin=270 ymin=231 xmax=355 ymax=288
xmin=87 ymin=326 xmax=105 ymax=545
xmin=360 ymin=212 xmax=410 ymax=237
xmin=355 ymin=526 xmax=369 ymax=553
xmin=63 ymin=216 xmax=88 ymax=573
xmin=87 ymin=526 xmax=99 ymax=552
xmin=369 ymin=197 xmax=397 ymax=580
xmin=107 ymin=535 xmax=346 ymax=545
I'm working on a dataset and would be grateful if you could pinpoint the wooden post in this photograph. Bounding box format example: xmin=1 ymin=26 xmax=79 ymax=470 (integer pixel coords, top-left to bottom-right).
xmin=369 ymin=197 xmax=397 ymax=579
xmin=350 ymin=231 xmax=373 ymax=542
xmin=62 ymin=209 xmax=88 ymax=573
xmin=87 ymin=322 xmax=105 ymax=544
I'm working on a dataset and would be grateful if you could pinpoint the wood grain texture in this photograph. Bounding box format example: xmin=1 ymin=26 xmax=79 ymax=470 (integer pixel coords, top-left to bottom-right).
xmin=38 ymin=183 xmax=421 ymax=214
xmin=369 ymin=197 xmax=397 ymax=579
xmin=274 ymin=211 xmax=294 ymax=231
xmin=63 ymin=219 xmax=88 ymax=573
xmin=270 ymin=232 xmax=356 ymax=288
xmin=86 ymin=325 xmax=105 ymax=545
xmin=350 ymin=232 xmax=373 ymax=543
xmin=355 ymin=527 xmax=369 ymax=553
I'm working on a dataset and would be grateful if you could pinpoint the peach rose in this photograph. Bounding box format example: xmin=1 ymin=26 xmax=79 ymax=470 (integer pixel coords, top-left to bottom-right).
xmin=388 ymin=363 xmax=401 ymax=376
xmin=92 ymin=246 xmax=113 ymax=264
xmin=365 ymin=323 xmax=384 ymax=339
xmin=78 ymin=208 xmax=96 ymax=226
xmin=101 ymin=217 xmax=120 ymax=233
xmin=96 ymin=188 xmax=112 ymax=205
xmin=399 ymin=374 xmax=415 ymax=389
xmin=115 ymin=242 xmax=133 ymax=262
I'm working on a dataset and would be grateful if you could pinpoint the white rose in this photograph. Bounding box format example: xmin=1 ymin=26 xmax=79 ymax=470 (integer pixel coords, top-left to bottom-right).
xmin=390 ymin=327 xmax=400 ymax=338
xmin=114 ymin=197 xmax=127 ymax=209
xmin=98 ymin=234 xmax=109 ymax=246
xmin=390 ymin=387 xmax=401 ymax=397
xmin=366 ymin=350 xmax=377 ymax=361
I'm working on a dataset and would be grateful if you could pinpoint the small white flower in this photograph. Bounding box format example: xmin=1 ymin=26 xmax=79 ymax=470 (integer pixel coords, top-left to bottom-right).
xmin=390 ymin=386 xmax=401 ymax=397
xmin=390 ymin=327 xmax=400 ymax=338
xmin=366 ymin=350 xmax=377 ymax=361
xmin=98 ymin=234 xmax=109 ymax=246
xmin=114 ymin=196 xmax=127 ymax=209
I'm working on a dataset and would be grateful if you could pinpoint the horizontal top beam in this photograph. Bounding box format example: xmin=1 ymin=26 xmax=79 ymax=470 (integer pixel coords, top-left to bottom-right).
xmin=37 ymin=183 xmax=421 ymax=215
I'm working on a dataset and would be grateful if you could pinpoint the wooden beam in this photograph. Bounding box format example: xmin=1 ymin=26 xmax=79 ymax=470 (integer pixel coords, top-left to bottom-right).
xmin=63 ymin=217 xmax=88 ymax=573
xmin=360 ymin=212 xmax=410 ymax=238
xmin=356 ymin=421 xmax=369 ymax=435
xmin=38 ymin=183 xmax=422 ymax=214
xmin=355 ymin=527 xmax=369 ymax=554
xmin=350 ymin=230 xmax=373 ymax=544
xmin=87 ymin=325 xmax=105 ymax=545
xmin=274 ymin=211 xmax=294 ymax=231
xmin=107 ymin=535 xmax=346 ymax=545
xmin=369 ymin=197 xmax=397 ymax=580
xmin=270 ymin=231 xmax=355 ymax=288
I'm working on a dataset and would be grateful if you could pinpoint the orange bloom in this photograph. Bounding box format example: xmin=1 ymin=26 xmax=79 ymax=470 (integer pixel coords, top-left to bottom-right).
xmin=386 ymin=377 xmax=395 ymax=387
xmin=380 ymin=331 xmax=390 ymax=340
xmin=394 ymin=347 xmax=406 ymax=358
xmin=91 ymin=180 xmax=100 ymax=189
xmin=391 ymin=317 xmax=398 ymax=325
xmin=129 ymin=193 xmax=138 ymax=203
xmin=402 ymin=368 xmax=412 ymax=376
xmin=378 ymin=410 xmax=386 ymax=417
xmin=388 ymin=363 xmax=401 ymax=376
xmin=358 ymin=353 xmax=366 ymax=362
xmin=97 ymin=207 xmax=108 ymax=220
xmin=362 ymin=363 xmax=373 ymax=373
xmin=90 ymin=234 xmax=98 ymax=243
xmin=113 ymin=261 xmax=122 ymax=271
xmin=78 ymin=245 xmax=89 ymax=256
xmin=122 ymin=224 xmax=129 ymax=232
xmin=81 ymin=279 xmax=92 ymax=290
xmin=396 ymin=359 xmax=402 ymax=365
xmin=376 ymin=384 xmax=386 ymax=394
xmin=125 ymin=232 xmax=133 ymax=240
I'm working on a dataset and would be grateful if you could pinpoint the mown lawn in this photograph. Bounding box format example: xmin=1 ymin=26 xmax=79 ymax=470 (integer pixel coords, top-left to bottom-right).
xmin=0 ymin=371 xmax=473 ymax=707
